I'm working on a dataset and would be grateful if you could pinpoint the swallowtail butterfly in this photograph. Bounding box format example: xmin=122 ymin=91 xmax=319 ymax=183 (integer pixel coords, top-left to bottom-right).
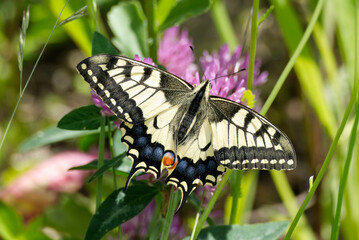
xmin=77 ymin=55 xmax=296 ymax=210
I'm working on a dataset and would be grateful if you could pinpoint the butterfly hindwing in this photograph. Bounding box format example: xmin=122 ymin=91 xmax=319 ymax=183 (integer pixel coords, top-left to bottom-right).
xmin=208 ymin=96 xmax=296 ymax=170
xmin=121 ymin=100 xmax=225 ymax=210
xmin=166 ymin=119 xmax=226 ymax=209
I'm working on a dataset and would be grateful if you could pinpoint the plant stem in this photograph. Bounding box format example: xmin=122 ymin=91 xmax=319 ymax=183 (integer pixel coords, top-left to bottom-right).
xmin=246 ymin=0 xmax=260 ymax=91
xmin=210 ymin=0 xmax=237 ymax=50
xmin=230 ymin=0 xmax=260 ymax=220
xmin=190 ymin=190 xmax=205 ymax=240
xmin=160 ymin=187 xmax=179 ymax=240
xmin=87 ymin=0 xmax=98 ymax=31
xmin=284 ymin=79 xmax=357 ymax=239
xmin=331 ymin=92 xmax=359 ymax=239
xmin=96 ymin=116 xmax=106 ymax=209
xmin=143 ymin=0 xmax=157 ymax=60
xmin=229 ymin=171 xmax=243 ymax=224
xmin=193 ymin=169 xmax=232 ymax=239
xmin=0 ymin=0 xmax=69 ymax=155
xmin=331 ymin=1 xmax=359 ymax=237
xmin=261 ymin=0 xmax=324 ymax=116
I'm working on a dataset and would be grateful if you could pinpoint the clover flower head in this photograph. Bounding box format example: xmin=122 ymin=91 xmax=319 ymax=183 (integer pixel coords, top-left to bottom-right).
xmin=200 ymin=44 xmax=268 ymax=103
xmin=158 ymin=26 xmax=197 ymax=79
xmin=134 ymin=54 xmax=157 ymax=66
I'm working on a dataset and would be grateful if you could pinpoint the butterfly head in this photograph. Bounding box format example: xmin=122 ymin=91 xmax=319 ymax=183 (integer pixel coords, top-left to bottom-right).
xmin=194 ymin=80 xmax=212 ymax=100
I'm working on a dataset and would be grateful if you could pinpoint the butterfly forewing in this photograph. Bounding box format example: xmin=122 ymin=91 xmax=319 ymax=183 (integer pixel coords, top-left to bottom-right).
xmin=77 ymin=54 xmax=193 ymax=124
xmin=208 ymin=96 xmax=296 ymax=170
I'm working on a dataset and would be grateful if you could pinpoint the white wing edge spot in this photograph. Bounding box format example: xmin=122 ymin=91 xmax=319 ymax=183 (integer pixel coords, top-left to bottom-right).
xmin=104 ymin=90 xmax=110 ymax=98
xmin=97 ymin=83 xmax=104 ymax=90
xmin=87 ymin=69 xmax=93 ymax=76
xmin=81 ymin=63 xmax=86 ymax=69
xmin=251 ymin=159 xmax=259 ymax=164
xmin=124 ymin=113 xmax=132 ymax=122
xmin=136 ymin=162 xmax=147 ymax=168
xmin=169 ymin=177 xmax=179 ymax=183
xmin=270 ymin=160 xmax=277 ymax=164
xmin=287 ymin=159 xmax=294 ymax=165
xmin=205 ymin=175 xmax=216 ymax=182
xmin=279 ymin=159 xmax=286 ymax=164
xmin=92 ymin=76 xmax=98 ymax=83
xmin=129 ymin=148 xmax=139 ymax=157
xmin=147 ymin=169 xmax=158 ymax=177
xmin=220 ymin=159 xmax=230 ymax=165
xmin=149 ymin=166 xmax=158 ymax=172
xmin=180 ymin=181 xmax=188 ymax=192
xmin=124 ymin=135 xmax=134 ymax=144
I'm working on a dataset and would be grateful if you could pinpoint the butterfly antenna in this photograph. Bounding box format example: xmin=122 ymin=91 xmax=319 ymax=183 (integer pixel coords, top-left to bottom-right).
xmin=213 ymin=67 xmax=246 ymax=81
xmin=235 ymin=7 xmax=253 ymax=63
xmin=190 ymin=46 xmax=208 ymax=82
xmin=210 ymin=10 xmax=251 ymax=82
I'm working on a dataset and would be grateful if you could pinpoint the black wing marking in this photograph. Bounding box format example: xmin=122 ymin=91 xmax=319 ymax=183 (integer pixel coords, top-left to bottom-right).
xmin=208 ymin=96 xmax=296 ymax=170
xmin=76 ymin=54 xmax=193 ymax=124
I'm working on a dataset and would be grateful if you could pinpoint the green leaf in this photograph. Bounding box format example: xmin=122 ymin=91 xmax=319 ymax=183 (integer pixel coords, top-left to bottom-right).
xmin=19 ymin=126 xmax=99 ymax=152
xmin=87 ymin=152 xmax=127 ymax=183
xmin=158 ymin=0 xmax=211 ymax=31
xmin=58 ymin=105 xmax=104 ymax=130
xmin=112 ymin=129 xmax=127 ymax=157
xmin=108 ymin=1 xmax=149 ymax=57
xmin=85 ymin=185 xmax=159 ymax=240
xmin=157 ymin=0 xmax=177 ymax=26
xmin=0 ymin=201 xmax=24 ymax=240
xmin=196 ymin=221 xmax=289 ymax=240
xmin=92 ymin=31 xmax=118 ymax=55
xmin=69 ymin=159 xmax=99 ymax=170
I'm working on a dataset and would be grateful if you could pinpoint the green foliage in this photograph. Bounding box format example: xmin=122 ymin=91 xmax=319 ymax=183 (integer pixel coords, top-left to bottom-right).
xmin=195 ymin=221 xmax=289 ymax=240
xmin=85 ymin=184 xmax=159 ymax=240
xmin=0 ymin=202 xmax=51 ymax=240
xmin=43 ymin=196 xmax=92 ymax=239
xmin=58 ymin=105 xmax=116 ymax=130
xmin=18 ymin=126 xmax=99 ymax=151
xmin=108 ymin=1 xmax=149 ymax=58
xmin=92 ymin=31 xmax=118 ymax=55
xmin=158 ymin=0 xmax=211 ymax=31
xmin=87 ymin=153 xmax=129 ymax=182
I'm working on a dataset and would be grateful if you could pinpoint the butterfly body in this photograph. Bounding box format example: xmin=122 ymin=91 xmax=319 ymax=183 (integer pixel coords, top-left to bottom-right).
xmin=77 ymin=54 xmax=296 ymax=210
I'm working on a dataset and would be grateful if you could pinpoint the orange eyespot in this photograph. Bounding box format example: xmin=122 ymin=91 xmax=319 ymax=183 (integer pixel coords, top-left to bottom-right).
xmin=162 ymin=152 xmax=177 ymax=170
